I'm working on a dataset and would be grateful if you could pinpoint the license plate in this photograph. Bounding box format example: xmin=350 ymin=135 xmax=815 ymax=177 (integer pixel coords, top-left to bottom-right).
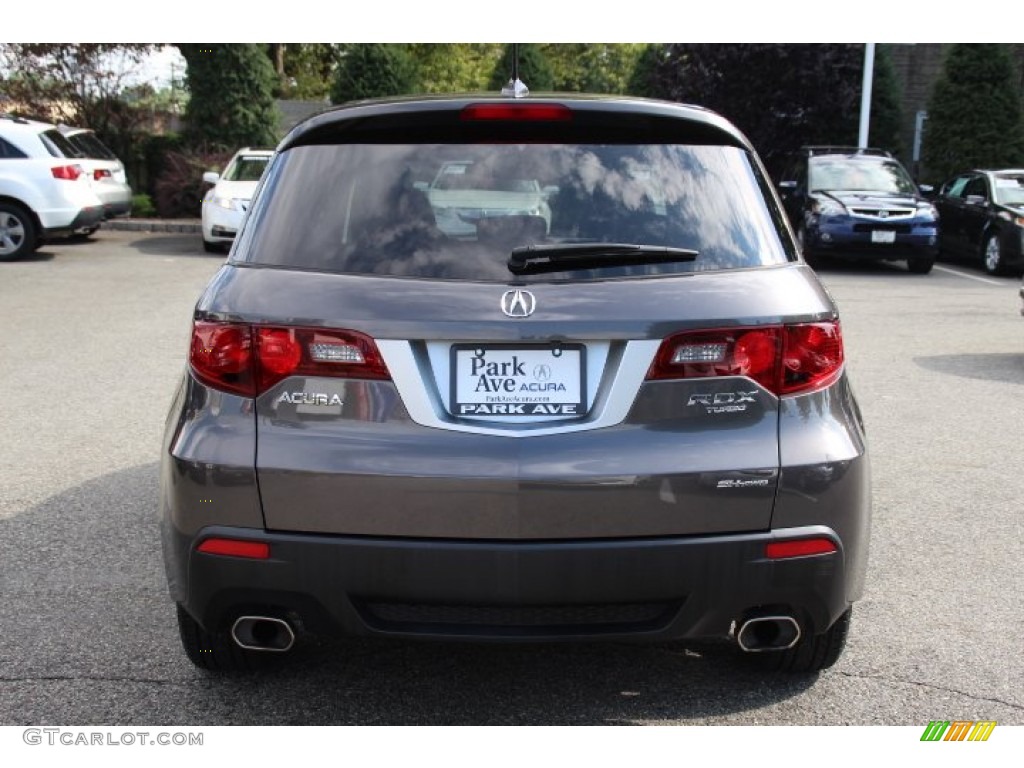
xmin=871 ymin=230 xmax=896 ymax=244
xmin=450 ymin=344 xmax=586 ymax=418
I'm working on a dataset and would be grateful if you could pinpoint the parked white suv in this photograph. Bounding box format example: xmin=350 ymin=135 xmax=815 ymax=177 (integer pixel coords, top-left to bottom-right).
xmin=0 ymin=115 xmax=104 ymax=260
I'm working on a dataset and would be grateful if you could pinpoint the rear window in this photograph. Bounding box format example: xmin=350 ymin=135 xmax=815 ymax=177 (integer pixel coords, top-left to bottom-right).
xmin=238 ymin=143 xmax=789 ymax=281
xmin=66 ymin=132 xmax=117 ymax=160
xmin=993 ymin=173 xmax=1024 ymax=206
xmin=39 ymin=129 xmax=82 ymax=158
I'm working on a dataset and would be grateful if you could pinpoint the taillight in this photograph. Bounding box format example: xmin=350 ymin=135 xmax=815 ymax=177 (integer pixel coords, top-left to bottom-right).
xmin=461 ymin=103 xmax=573 ymax=122
xmin=647 ymin=327 xmax=782 ymax=391
xmin=779 ymin=322 xmax=843 ymax=395
xmin=93 ymin=168 xmax=112 ymax=180
xmin=189 ymin=322 xmax=254 ymax=396
xmin=647 ymin=321 xmax=844 ymax=396
xmin=255 ymin=326 xmax=390 ymax=391
xmin=51 ymin=164 xmax=83 ymax=181
xmin=188 ymin=321 xmax=390 ymax=397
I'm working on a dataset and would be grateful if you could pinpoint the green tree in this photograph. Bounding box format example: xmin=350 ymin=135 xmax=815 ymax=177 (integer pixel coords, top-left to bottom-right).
xmin=922 ymin=44 xmax=1024 ymax=183
xmin=330 ymin=44 xmax=417 ymax=104
xmin=408 ymin=44 xmax=503 ymax=93
xmin=266 ymin=44 xmax=337 ymax=100
xmin=178 ymin=44 xmax=279 ymax=150
xmin=637 ymin=44 xmax=868 ymax=174
xmin=620 ymin=44 xmax=902 ymax=158
xmin=626 ymin=44 xmax=668 ymax=97
xmin=0 ymin=44 xmax=156 ymax=147
xmin=488 ymin=44 xmax=554 ymax=92
xmin=541 ymin=44 xmax=646 ymax=94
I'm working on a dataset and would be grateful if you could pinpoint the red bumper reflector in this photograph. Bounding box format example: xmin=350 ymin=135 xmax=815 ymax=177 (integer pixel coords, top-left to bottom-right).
xmin=197 ymin=538 xmax=271 ymax=560
xmin=766 ymin=538 xmax=837 ymax=559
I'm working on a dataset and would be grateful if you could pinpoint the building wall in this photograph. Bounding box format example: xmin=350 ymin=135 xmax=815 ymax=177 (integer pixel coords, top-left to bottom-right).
xmin=883 ymin=43 xmax=948 ymax=176
xmin=883 ymin=43 xmax=1024 ymax=180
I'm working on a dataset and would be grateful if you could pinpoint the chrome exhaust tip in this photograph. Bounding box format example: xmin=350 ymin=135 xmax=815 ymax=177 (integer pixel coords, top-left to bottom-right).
xmin=231 ymin=616 xmax=295 ymax=652
xmin=736 ymin=615 xmax=801 ymax=652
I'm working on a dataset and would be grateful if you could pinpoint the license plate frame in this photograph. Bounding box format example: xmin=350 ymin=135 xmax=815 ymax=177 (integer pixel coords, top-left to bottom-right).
xmin=449 ymin=343 xmax=587 ymax=419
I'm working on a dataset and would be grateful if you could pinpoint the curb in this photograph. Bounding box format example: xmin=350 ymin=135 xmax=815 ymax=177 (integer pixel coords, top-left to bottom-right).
xmin=103 ymin=219 xmax=202 ymax=235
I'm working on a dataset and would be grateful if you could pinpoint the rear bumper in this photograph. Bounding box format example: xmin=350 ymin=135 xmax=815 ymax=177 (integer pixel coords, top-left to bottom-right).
xmin=95 ymin=183 xmax=132 ymax=218
xmin=169 ymin=524 xmax=851 ymax=642
xmin=103 ymin=200 xmax=132 ymax=218
xmin=40 ymin=206 xmax=104 ymax=239
xmin=202 ymin=204 xmax=244 ymax=242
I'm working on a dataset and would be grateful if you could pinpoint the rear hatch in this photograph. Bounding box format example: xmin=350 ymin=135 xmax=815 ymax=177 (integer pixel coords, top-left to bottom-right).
xmin=202 ymin=99 xmax=839 ymax=540
xmin=60 ymin=130 xmax=130 ymax=202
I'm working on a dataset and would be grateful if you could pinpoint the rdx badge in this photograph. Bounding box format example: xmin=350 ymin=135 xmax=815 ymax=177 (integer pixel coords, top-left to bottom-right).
xmin=687 ymin=391 xmax=758 ymax=414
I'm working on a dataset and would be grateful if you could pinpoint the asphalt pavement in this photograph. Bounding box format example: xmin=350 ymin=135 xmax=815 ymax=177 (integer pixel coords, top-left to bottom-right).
xmin=0 ymin=231 xmax=1021 ymax=725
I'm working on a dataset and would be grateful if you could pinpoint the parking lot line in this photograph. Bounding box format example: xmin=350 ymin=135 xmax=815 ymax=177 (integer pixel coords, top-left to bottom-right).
xmin=932 ymin=265 xmax=1005 ymax=286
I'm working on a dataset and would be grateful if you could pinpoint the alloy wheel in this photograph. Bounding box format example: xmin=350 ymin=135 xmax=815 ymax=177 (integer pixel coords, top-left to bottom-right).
xmin=984 ymin=235 xmax=1002 ymax=275
xmin=0 ymin=212 xmax=27 ymax=257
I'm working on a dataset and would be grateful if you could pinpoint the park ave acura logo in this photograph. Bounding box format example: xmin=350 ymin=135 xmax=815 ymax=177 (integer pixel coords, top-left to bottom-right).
xmin=501 ymin=289 xmax=536 ymax=318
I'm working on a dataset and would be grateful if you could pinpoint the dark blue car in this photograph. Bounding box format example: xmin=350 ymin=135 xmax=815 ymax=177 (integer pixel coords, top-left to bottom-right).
xmin=777 ymin=147 xmax=939 ymax=274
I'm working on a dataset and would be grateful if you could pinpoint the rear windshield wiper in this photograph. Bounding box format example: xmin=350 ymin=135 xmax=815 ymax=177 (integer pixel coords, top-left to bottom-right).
xmin=508 ymin=243 xmax=699 ymax=275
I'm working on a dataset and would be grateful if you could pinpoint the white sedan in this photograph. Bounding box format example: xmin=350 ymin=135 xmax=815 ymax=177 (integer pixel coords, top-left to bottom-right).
xmin=201 ymin=148 xmax=273 ymax=253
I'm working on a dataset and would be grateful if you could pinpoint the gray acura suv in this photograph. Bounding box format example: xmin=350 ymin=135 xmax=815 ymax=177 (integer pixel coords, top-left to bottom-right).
xmin=160 ymin=94 xmax=870 ymax=674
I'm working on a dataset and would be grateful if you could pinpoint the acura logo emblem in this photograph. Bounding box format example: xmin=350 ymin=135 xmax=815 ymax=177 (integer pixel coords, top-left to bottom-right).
xmin=500 ymin=289 xmax=536 ymax=318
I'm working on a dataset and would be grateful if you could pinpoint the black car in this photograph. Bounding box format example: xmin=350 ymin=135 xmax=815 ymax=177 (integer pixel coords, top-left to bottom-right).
xmin=934 ymin=169 xmax=1024 ymax=276
xmin=777 ymin=146 xmax=940 ymax=274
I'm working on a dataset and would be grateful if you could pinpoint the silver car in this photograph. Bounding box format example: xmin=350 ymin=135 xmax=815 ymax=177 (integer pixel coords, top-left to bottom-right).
xmin=161 ymin=95 xmax=870 ymax=675
xmin=57 ymin=126 xmax=133 ymax=223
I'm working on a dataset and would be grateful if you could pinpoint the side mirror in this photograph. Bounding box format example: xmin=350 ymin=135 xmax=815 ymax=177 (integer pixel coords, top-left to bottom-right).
xmin=918 ymin=184 xmax=934 ymax=196
xmin=964 ymin=194 xmax=988 ymax=207
xmin=202 ymin=171 xmax=220 ymax=185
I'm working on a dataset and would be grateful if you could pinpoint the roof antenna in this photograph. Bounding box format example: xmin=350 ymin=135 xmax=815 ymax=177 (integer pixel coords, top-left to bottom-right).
xmin=501 ymin=43 xmax=530 ymax=99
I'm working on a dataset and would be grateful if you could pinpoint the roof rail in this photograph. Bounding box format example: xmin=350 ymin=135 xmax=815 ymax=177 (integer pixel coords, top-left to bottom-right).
xmin=801 ymin=145 xmax=892 ymax=158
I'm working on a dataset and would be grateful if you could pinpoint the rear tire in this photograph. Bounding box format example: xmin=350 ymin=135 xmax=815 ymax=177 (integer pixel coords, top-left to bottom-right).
xmin=0 ymin=203 xmax=37 ymax=261
xmin=750 ymin=607 xmax=852 ymax=674
xmin=176 ymin=604 xmax=262 ymax=672
xmin=907 ymin=255 xmax=935 ymax=274
xmin=797 ymin=226 xmax=822 ymax=269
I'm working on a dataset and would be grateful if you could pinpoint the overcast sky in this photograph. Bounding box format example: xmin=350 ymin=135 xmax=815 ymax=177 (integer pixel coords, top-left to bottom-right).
xmin=132 ymin=46 xmax=186 ymax=90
